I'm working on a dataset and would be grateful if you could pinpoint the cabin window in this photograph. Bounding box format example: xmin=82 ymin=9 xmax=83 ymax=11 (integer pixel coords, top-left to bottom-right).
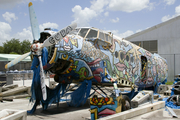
xmin=105 ymin=34 xmax=109 ymax=41
xmin=99 ymin=32 xmax=105 ymax=40
xmin=103 ymin=61 xmax=106 ymax=66
xmin=78 ymin=28 xmax=89 ymax=38
xmin=86 ymin=29 xmax=98 ymax=38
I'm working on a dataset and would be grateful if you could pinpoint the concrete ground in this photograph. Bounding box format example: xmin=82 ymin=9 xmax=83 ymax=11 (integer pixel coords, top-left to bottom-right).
xmin=1 ymin=79 xmax=180 ymax=120
xmin=0 ymin=98 xmax=90 ymax=120
xmin=1 ymin=79 xmax=91 ymax=120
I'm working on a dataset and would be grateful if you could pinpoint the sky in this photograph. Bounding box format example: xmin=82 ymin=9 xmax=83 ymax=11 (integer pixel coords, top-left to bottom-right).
xmin=0 ymin=0 xmax=180 ymax=46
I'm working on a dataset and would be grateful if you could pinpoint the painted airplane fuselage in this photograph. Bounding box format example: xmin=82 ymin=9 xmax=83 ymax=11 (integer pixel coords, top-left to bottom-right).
xmin=44 ymin=27 xmax=168 ymax=88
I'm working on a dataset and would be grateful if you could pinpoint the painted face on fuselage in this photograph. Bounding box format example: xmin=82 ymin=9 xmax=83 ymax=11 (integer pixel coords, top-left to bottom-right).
xmin=62 ymin=36 xmax=73 ymax=51
xmin=113 ymin=40 xmax=134 ymax=80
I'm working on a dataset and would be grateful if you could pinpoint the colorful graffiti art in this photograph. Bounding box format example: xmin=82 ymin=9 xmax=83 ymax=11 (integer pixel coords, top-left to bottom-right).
xmin=47 ymin=27 xmax=168 ymax=107
xmin=90 ymin=95 xmax=122 ymax=119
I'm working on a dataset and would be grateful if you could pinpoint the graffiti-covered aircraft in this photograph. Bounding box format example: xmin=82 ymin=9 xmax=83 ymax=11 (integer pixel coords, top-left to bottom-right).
xmin=46 ymin=27 xmax=168 ymax=87
xmin=5 ymin=2 xmax=168 ymax=118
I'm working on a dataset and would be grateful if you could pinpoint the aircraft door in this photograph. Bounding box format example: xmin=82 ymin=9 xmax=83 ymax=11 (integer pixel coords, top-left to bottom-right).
xmin=141 ymin=56 xmax=147 ymax=82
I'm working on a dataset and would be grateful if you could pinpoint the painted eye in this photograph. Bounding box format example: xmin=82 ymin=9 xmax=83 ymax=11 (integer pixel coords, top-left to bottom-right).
xmin=131 ymin=57 xmax=134 ymax=63
xmin=115 ymin=51 xmax=118 ymax=58
xmin=120 ymin=52 xmax=124 ymax=60
xmin=126 ymin=55 xmax=129 ymax=62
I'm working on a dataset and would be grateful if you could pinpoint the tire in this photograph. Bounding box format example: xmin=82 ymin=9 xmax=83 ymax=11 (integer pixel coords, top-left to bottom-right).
xmin=122 ymin=95 xmax=131 ymax=111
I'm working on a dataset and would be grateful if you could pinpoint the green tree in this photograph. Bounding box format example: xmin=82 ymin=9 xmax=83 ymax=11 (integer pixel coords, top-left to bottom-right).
xmin=9 ymin=52 xmax=18 ymax=54
xmin=0 ymin=46 xmax=4 ymax=53
xmin=20 ymin=40 xmax=31 ymax=54
xmin=3 ymin=38 xmax=31 ymax=54
xmin=3 ymin=38 xmax=21 ymax=54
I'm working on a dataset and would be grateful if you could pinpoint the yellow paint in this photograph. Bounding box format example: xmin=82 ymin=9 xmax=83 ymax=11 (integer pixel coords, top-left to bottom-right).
xmin=49 ymin=48 xmax=57 ymax=64
xmin=90 ymin=98 xmax=93 ymax=104
xmin=90 ymin=108 xmax=98 ymax=119
xmin=5 ymin=64 xmax=7 ymax=69
xmin=116 ymin=95 xmax=122 ymax=113
xmin=28 ymin=2 xmax=32 ymax=7
xmin=106 ymin=97 xmax=113 ymax=104
xmin=66 ymin=70 xmax=70 ymax=73
xmin=62 ymin=54 xmax=68 ymax=60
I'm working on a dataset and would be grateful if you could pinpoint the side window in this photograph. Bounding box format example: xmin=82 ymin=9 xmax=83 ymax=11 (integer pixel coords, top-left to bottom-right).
xmin=78 ymin=28 xmax=89 ymax=38
xmin=99 ymin=32 xmax=105 ymax=40
xmin=86 ymin=29 xmax=98 ymax=38
xmin=104 ymin=33 xmax=112 ymax=43
xmin=105 ymin=34 xmax=109 ymax=41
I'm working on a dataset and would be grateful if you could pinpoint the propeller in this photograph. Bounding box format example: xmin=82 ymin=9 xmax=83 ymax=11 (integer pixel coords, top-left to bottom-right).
xmin=5 ymin=52 xmax=31 ymax=69
xmin=5 ymin=2 xmax=77 ymax=100
xmin=29 ymin=2 xmax=40 ymax=41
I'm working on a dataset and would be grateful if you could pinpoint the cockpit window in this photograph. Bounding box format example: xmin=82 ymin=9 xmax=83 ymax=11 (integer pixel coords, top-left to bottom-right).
xmin=78 ymin=28 xmax=89 ymax=38
xmin=69 ymin=28 xmax=80 ymax=35
xmin=86 ymin=29 xmax=98 ymax=38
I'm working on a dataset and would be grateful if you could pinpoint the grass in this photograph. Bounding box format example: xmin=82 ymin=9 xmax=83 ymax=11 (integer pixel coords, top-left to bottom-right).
xmin=165 ymin=81 xmax=174 ymax=85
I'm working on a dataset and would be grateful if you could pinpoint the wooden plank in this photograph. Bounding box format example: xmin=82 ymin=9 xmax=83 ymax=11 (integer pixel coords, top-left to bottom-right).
xmin=2 ymin=94 xmax=30 ymax=99
xmin=2 ymin=84 xmax=18 ymax=92
xmin=0 ymin=86 xmax=29 ymax=97
xmin=97 ymin=101 xmax=165 ymax=120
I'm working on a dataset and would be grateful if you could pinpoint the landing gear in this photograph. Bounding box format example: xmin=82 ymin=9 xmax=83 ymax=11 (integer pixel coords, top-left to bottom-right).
xmin=122 ymin=95 xmax=131 ymax=111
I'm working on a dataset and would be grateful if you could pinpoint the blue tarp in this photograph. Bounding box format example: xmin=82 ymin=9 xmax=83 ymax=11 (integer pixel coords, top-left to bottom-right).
xmin=163 ymin=97 xmax=180 ymax=109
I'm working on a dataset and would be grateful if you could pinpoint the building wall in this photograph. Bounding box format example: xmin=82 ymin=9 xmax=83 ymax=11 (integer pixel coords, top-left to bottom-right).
xmin=0 ymin=61 xmax=32 ymax=72
xmin=125 ymin=17 xmax=180 ymax=82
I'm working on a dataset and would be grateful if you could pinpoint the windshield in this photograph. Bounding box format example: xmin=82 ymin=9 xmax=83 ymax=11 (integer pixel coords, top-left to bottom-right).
xmin=69 ymin=28 xmax=80 ymax=35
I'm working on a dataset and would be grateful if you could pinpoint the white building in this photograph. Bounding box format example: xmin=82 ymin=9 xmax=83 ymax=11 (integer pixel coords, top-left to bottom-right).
xmin=0 ymin=54 xmax=32 ymax=72
xmin=125 ymin=15 xmax=180 ymax=82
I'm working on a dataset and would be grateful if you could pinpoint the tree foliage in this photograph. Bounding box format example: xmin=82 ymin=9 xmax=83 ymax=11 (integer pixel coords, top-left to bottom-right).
xmin=21 ymin=40 xmax=31 ymax=54
xmin=0 ymin=46 xmax=4 ymax=53
xmin=2 ymin=38 xmax=31 ymax=54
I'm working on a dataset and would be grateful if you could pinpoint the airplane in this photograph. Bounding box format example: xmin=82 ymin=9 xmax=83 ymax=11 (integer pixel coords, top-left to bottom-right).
xmin=5 ymin=2 xmax=168 ymax=119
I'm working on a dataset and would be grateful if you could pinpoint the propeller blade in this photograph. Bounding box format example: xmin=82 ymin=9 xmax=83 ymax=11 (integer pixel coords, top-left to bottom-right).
xmin=42 ymin=22 xmax=77 ymax=47
xmin=5 ymin=52 xmax=31 ymax=69
xmin=29 ymin=2 xmax=40 ymax=41
xmin=38 ymin=56 xmax=47 ymax=100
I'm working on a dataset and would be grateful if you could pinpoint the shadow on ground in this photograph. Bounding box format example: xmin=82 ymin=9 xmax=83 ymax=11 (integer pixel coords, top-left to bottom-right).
xmin=27 ymin=100 xmax=90 ymax=116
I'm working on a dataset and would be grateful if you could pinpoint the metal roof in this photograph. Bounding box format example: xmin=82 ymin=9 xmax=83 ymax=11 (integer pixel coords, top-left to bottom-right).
xmin=125 ymin=15 xmax=180 ymax=40
xmin=0 ymin=54 xmax=31 ymax=61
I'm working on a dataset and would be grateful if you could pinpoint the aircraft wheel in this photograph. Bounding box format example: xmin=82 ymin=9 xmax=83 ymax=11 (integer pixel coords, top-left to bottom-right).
xmin=122 ymin=95 xmax=131 ymax=111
